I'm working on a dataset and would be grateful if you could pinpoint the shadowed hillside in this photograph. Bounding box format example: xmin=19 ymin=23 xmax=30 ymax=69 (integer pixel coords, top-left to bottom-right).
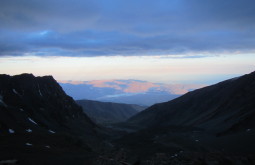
xmin=128 ymin=71 xmax=255 ymax=134
xmin=112 ymin=71 xmax=255 ymax=164
xmin=76 ymin=99 xmax=146 ymax=124
xmin=0 ymin=74 xmax=105 ymax=164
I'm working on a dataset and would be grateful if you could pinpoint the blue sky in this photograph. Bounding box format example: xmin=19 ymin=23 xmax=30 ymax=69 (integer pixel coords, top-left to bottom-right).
xmin=0 ymin=0 xmax=255 ymax=84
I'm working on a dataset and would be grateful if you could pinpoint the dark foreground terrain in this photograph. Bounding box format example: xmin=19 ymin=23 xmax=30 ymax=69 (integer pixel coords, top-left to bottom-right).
xmin=1 ymin=72 xmax=255 ymax=164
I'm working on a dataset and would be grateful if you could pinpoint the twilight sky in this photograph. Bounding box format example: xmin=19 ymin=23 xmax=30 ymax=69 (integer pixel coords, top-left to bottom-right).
xmin=0 ymin=0 xmax=255 ymax=84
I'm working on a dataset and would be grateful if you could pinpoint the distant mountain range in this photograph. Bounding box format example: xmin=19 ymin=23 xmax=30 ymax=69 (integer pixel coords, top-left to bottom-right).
xmin=59 ymin=79 xmax=205 ymax=106
xmin=76 ymin=100 xmax=146 ymax=124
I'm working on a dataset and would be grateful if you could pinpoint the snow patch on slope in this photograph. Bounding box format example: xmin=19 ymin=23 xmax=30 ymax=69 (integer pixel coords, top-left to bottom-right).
xmin=26 ymin=129 xmax=32 ymax=133
xmin=9 ymin=129 xmax=15 ymax=134
xmin=0 ymin=94 xmax=7 ymax=107
xmin=12 ymin=89 xmax=19 ymax=95
xmin=0 ymin=160 xmax=18 ymax=164
xmin=28 ymin=118 xmax=38 ymax=125
xmin=25 ymin=143 xmax=32 ymax=146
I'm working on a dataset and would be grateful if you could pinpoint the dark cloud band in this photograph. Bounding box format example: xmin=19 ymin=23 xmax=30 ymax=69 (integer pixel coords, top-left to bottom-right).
xmin=0 ymin=0 xmax=255 ymax=57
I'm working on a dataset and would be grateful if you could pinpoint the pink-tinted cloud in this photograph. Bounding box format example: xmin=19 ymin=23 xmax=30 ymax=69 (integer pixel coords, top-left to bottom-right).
xmin=155 ymin=84 xmax=206 ymax=95
xmin=123 ymin=81 xmax=160 ymax=93
xmin=58 ymin=79 xmax=206 ymax=95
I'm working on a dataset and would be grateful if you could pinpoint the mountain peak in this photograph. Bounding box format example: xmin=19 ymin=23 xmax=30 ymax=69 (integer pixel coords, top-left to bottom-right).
xmin=0 ymin=73 xmax=96 ymax=131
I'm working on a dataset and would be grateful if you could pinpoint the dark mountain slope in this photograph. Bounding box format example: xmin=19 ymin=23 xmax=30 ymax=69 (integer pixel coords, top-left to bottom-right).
xmin=0 ymin=74 xmax=103 ymax=164
xmin=76 ymin=100 xmax=145 ymax=124
xmin=112 ymin=72 xmax=255 ymax=164
xmin=128 ymin=71 xmax=255 ymax=134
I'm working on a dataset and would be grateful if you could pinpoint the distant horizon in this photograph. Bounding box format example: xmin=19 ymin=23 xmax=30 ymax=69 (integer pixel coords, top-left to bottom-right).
xmin=0 ymin=70 xmax=251 ymax=86
xmin=0 ymin=70 xmax=247 ymax=86
xmin=1 ymin=54 xmax=254 ymax=85
xmin=56 ymin=75 xmax=240 ymax=86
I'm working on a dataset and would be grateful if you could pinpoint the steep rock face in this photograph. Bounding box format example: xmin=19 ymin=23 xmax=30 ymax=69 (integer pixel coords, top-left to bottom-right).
xmin=128 ymin=71 xmax=255 ymax=134
xmin=76 ymin=100 xmax=145 ymax=124
xmin=0 ymin=74 xmax=96 ymax=133
xmin=0 ymin=74 xmax=101 ymax=164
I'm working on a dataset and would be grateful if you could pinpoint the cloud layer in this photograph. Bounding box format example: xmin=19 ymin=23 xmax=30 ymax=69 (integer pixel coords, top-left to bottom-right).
xmin=1 ymin=0 xmax=255 ymax=57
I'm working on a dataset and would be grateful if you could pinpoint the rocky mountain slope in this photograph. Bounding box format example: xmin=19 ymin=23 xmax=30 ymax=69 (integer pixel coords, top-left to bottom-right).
xmin=0 ymin=74 xmax=104 ymax=164
xmin=76 ymin=100 xmax=146 ymax=124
